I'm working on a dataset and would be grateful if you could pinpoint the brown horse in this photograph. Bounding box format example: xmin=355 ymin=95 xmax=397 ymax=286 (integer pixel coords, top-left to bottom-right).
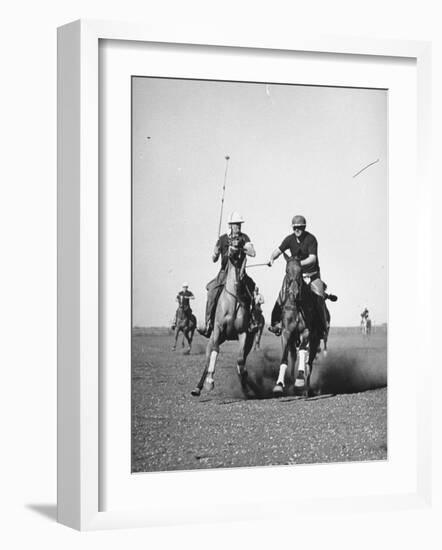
xmin=272 ymin=255 xmax=322 ymax=397
xmin=172 ymin=306 xmax=196 ymax=354
xmin=191 ymin=247 xmax=256 ymax=396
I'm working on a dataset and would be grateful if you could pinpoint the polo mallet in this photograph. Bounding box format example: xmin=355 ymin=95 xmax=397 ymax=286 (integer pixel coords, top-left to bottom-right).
xmin=217 ymin=155 xmax=230 ymax=238
xmin=247 ymin=262 xmax=272 ymax=268
xmin=192 ymin=155 xmax=230 ymax=397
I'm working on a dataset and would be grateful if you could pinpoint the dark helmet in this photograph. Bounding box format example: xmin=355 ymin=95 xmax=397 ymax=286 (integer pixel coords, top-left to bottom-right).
xmin=292 ymin=215 xmax=307 ymax=227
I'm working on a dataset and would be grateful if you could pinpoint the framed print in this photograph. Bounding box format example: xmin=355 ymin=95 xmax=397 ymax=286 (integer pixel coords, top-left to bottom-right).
xmin=130 ymin=76 xmax=389 ymax=474
xmin=57 ymin=20 xmax=432 ymax=530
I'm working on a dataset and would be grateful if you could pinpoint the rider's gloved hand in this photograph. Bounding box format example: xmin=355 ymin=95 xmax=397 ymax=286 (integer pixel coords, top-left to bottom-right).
xmin=243 ymin=242 xmax=253 ymax=255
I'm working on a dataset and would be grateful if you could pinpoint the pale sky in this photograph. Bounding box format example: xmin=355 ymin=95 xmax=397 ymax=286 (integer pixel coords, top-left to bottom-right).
xmin=132 ymin=77 xmax=387 ymax=327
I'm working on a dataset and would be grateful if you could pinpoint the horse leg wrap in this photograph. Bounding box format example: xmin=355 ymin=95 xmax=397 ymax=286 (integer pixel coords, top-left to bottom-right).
xmin=276 ymin=364 xmax=288 ymax=387
xmin=298 ymin=349 xmax=307 ymax=374
xmin=204 ymin=350 xmax=218 ymax=391
xmin=207 ymin=350 xmax=218 ymax=377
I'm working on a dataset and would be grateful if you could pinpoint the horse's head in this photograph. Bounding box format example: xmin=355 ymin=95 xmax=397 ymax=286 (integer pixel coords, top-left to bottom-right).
xmin=284 ymin=252 xmax=303 ymax=301
xmin=177 ymin=303 xmax=190 ymax=320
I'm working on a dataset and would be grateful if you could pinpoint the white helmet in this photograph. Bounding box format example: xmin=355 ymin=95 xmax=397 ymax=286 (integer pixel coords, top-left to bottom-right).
xmin=182 ymin=282 xmax=189 ymax=288
xmin=228 ymin=211 xmax=244 ymax=224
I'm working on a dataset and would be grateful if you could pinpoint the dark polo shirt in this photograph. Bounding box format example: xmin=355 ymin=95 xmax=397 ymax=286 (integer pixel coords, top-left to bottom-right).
xmin=177 ymin=290 xmax=194 ymax=308
xmin=278 ymin=230 xmax=319 ymax=275
xmin=216 ymin=232 xmax=251 ymax=270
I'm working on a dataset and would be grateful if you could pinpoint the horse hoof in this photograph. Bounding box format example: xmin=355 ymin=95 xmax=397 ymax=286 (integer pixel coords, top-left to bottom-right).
xmin=191 ymin=388 xmax=201 ymax=397
xmin=205 ymin=378 xmax=214 ymax=392
xmin=273 ymin=382 xmax=284 ymax=395
xmin=295 ymin=371 xmax=305 ymax=388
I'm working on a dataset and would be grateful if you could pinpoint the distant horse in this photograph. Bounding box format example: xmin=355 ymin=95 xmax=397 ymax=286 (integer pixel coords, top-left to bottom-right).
xmin=172 ymin=306 xmax=196 ymax=354
xmin=254 ymin=310 xmax=265 ymax=350
xmin=273 ymin=255 xmax=322 ymax=397
xmin=191 ymin=247 xmax=256 ymax=396
xmin=361 ymin=316 xmax=372 ymax=337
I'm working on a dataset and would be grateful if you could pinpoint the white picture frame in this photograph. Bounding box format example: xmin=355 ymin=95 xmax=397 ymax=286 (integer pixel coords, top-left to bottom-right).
xmin=57 ymin=19 xmax=432 ymax=531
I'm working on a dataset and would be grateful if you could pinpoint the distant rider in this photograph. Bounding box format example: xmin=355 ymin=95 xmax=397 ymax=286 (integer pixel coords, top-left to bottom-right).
xmin=254 ymin=286 xmax=265 ymax=312
xmin=360 ymin=307 xmax=370 ymax=328
xmin=268 ymin=215 xmax=337 ymax=337
xmin=197 ymin=211 xmax=256 ymax=338
xmin=171 ymin=283 xmax=194 ymax=330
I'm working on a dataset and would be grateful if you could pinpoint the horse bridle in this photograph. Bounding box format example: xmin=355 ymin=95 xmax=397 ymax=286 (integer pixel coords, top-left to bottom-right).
xmin=224 ymin=253 xmax=248 ymax=309
xmin=284 ymin=260 xmax=303 ymax=308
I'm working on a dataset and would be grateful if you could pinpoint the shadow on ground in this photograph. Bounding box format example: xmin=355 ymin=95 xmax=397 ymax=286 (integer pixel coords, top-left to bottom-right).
xmin=26 ymin=504 xmax=57 ymax=522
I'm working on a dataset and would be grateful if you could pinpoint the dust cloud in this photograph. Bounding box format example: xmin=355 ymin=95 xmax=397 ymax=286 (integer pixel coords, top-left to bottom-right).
xmin=311 ymin=348 xmax=387 ymax=394
xmin=235 ymin=345 xmax=387 ymax=398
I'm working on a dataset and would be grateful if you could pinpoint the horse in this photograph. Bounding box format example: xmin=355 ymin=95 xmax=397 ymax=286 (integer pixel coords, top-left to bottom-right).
xmin=361 ymin=315 xmax=372 ymax=337
xmin=253 ymin=310 xmax=265 ymax=350
xmin=172 ymin=306 xmax=196 ymax=354
xmin=273 ymin=255 xmax=322 ymax=397
xmin=191 ymin=246 xmax=256 ymax=396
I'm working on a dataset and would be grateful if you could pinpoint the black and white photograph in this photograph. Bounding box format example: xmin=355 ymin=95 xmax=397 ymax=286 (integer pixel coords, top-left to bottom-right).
xmin=131 ymin=76 xmax=388 ymax=473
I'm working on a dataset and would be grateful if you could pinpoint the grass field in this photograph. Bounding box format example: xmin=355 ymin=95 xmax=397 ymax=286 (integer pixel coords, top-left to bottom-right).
xmin=132 ymin=327 xmax=387 ymax=472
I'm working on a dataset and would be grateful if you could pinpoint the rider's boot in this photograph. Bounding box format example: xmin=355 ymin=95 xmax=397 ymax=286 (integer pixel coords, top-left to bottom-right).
xmin=197 ymin=288 xmax=218 ymax=338
xmin=197 ymin=299 xmax=212 ymax=336
xmin=197 ymin=309 xmax=213 ymax=338
xmin=268 ymin=324 xmax=281 ymax=336
xmin=315 ymin=295 xmax=329 ymax=340
xmin=268 ymin=302 xmax=282 ymax=336
xmin=325 ymin=292 xmax=338 ymax=302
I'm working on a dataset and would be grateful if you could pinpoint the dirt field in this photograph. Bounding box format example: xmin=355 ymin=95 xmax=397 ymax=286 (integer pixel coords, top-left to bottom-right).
xmin=132 ymin=328 xmax=387 ymax=472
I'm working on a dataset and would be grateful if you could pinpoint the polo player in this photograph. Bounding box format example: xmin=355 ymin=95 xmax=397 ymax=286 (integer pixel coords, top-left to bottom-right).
xmin=171 ymin=283 xmax=195 ymax=330
xmin=254 ymin=286 xmax=265 ymax=311
xmin=197 ymin=211 xmax=256 ymax=338
xmin=268 ymin=215 xmax=337 ymax=337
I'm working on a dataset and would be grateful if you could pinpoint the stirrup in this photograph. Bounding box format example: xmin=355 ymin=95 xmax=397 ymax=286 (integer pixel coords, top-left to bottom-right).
xmin=268 ymin=325 xmax=281 ymax=336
